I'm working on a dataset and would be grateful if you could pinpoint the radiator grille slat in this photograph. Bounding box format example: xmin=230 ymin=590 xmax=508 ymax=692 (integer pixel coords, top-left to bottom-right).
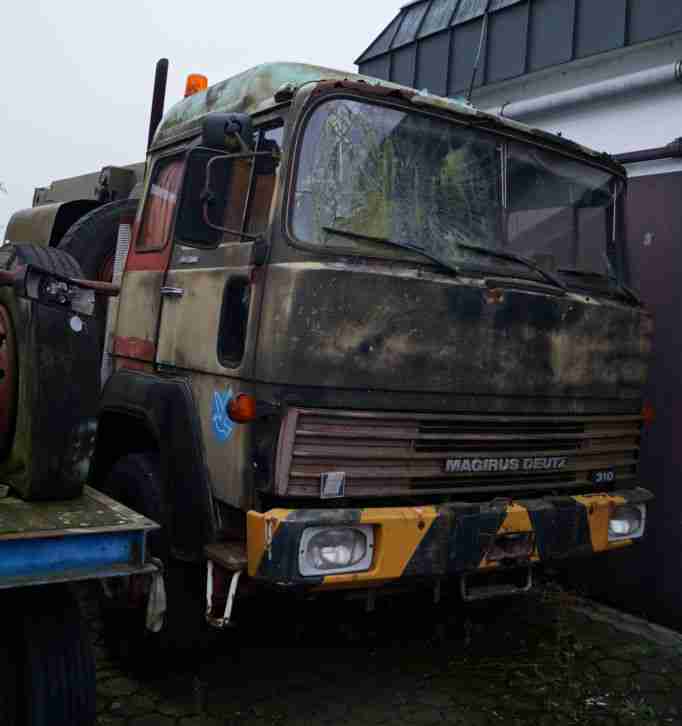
xmin=275 ymin=409 xmax=642 ymax=498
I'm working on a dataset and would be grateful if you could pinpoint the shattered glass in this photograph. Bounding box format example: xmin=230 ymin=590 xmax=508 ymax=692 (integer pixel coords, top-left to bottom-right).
xmin=292 ymin=99 xmax=500 ymax=266
xmin=292 ymin=98 xmax=627 ymax=291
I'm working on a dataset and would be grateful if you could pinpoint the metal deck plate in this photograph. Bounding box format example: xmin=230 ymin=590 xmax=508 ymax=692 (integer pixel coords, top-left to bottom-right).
xmin=0 ymin=486 xmax=159 ymax=589
xmin=0 ymin=486 xmax=157 ymax=540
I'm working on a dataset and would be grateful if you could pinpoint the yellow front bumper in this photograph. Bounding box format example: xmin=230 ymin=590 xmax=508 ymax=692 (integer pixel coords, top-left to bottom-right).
xmin=247 ymin=488 xmax=651 ymax=589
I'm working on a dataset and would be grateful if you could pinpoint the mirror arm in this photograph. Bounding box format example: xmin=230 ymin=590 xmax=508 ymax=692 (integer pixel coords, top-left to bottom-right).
xmin=200 ymin=202 xmax=260 ymax=240
xmin=70 ymin=279 xmax=121 ymax=297
xmin=0 ymin=266 xmax=119 ymax=297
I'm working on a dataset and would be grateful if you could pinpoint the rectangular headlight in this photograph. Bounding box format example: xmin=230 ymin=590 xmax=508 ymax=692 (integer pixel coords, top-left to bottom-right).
xmin=609 ymin=504 xmax=646 ymax=541
xmin=299 ymin=525 xmax=374 ymax=577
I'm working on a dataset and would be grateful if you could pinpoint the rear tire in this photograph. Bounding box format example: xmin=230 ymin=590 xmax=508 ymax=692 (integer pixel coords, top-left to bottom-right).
xmin=58 ymin=198 xmax=138 ymax=282
xmin=0 ymin=244 xmax=100 ymax=500
xmin=98 ymin=453 xmax=213 ymax=672
xmin=17 ymin=585 xmax=96 ymax=726
xmin=0 ymin=608 xmax=19 ymax=726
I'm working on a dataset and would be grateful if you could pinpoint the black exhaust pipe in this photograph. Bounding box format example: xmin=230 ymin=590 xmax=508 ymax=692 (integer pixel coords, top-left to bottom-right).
xmin=147 ymin=58 xmax=169 ymax=151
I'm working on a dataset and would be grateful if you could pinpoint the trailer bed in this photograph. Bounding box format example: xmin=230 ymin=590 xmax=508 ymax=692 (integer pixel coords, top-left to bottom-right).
xmin=0 ymin=486 xmax=158 ymax=589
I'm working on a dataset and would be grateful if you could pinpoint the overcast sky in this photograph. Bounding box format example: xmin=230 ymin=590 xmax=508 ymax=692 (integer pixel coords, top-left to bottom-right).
xmin=0 ymin=0 xmax=400 ymax=232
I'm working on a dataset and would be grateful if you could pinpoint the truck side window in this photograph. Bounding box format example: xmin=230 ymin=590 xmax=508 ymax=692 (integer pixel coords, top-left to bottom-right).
xmin=218 ymin=277 xmax=251 ymax=367
xmin=244 ymin=126 xmax=284 ymax=237
xmin=137 ymin=156 xmax=184 ymax=251
xmin=175 ymin=123 xmax=282 ymax=247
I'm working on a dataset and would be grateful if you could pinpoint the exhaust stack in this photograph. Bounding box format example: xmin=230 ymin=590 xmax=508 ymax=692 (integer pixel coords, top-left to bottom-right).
xmin=147 ymin=58 xmax=169 ymax=151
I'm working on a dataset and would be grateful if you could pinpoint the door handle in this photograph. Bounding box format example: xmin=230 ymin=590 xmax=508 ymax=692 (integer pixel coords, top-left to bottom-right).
xmin=160 ymin=286 xmax=184 ymax=298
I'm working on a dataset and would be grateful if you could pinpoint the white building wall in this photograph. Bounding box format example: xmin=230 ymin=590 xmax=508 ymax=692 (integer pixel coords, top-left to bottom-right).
xmin=472 ymin=31 xmax=682 ymax=178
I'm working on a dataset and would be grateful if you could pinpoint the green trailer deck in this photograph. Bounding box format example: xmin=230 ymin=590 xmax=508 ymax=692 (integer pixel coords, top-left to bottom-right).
xmin=0 ymin=486 xmax=158 ymax=589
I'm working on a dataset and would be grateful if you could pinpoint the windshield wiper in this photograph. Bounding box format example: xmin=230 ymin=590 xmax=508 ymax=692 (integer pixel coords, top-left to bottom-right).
xmin=322 ymin=227 xmax=459 ymax=277
xmin=557 ymin=268 xmax=642 ymax=306
xmin=457 ymin=241 xmax=567 ymax=292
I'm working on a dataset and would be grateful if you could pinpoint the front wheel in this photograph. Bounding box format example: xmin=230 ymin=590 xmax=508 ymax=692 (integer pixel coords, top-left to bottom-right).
xmin=98 ymin=453 xmax=214 ymax=670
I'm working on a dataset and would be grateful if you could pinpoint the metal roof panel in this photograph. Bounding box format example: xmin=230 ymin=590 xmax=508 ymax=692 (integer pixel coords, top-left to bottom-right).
xmin=419 ymin=0 xmax=459 ymax=37
xmin=392 ymin=1 xmax=430 ymax=47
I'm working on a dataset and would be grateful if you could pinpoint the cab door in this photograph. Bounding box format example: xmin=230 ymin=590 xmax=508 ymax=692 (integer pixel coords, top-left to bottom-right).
xmin=113 ymin=154 xmax=184 ymax=367
xmin=153 ymin=125 xmax=283 ymax=506
xmin=154 ymin=125 xmax=282 ymax=374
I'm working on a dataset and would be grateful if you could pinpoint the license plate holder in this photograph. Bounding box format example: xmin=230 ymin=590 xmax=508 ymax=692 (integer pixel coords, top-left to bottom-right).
xmin=461 ymin=566 xmax=533 ymax=602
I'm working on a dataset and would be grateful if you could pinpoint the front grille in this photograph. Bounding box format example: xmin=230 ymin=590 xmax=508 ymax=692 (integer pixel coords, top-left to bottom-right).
xmin=274 ymin=409 xmax=641 ymax=499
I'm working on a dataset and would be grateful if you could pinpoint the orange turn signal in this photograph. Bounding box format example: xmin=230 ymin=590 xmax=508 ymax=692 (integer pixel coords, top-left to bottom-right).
xmin=228 ymin=393 xmax=257 ymax=423
xmin=642 ymin=402 xmax=655 ymax=426
xmin=184 ymin=73 xmax=208 ymax=98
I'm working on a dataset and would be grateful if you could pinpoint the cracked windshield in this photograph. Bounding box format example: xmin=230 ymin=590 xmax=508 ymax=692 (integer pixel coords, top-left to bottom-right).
xmin=293 ymin=98 xmax=625 ymax=287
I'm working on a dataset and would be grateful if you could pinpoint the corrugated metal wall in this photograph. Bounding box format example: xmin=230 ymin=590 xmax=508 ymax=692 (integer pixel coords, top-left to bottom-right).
xmin=357 ymin=0 xmax=682 ymax=96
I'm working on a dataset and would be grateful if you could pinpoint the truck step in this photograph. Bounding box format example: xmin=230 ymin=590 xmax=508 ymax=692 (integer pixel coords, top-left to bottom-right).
xmin=205 ymin=542 xmax=247 ymax=571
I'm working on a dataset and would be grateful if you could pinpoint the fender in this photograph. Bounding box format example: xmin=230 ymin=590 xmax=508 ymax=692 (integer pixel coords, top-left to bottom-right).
xmin=4 ymin=201 xmax=101 ymax=246
xmin=94 ymin=369 xmax=217 ymax=560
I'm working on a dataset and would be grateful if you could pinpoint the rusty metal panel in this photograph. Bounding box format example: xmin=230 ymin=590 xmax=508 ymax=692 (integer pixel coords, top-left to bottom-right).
xmin=4 ymin=204 xmax=63 ymax=245
xmin=275 ymin=408 xmax=641 ymax=498
xmin=0 ymin=486 xmax=157 ymax=589
xmin=114 ymin=270 xmax=164 ymax=359
xmin=0 ymin=486 xmax=156 ymax=540
xmin=256 ymin=263 xmax=650 ymax=400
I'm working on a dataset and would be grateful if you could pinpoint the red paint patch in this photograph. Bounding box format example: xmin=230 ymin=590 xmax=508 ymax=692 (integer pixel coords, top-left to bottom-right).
xmin=125 ymin=243 xmax=173 ymax=272
xmin=113 ymin=336 xmax=156 ymax=361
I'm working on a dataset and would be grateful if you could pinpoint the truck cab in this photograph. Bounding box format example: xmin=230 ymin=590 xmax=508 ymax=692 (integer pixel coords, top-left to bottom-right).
xmin=98 ymin=62 xmax=651 ymax=601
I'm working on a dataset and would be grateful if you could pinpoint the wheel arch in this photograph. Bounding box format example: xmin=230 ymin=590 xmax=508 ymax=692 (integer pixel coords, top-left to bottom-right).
xmin=3 ymin=201 xmax=101 ymax=247
xmin=93 ymin=369 xmax=217 ymax=560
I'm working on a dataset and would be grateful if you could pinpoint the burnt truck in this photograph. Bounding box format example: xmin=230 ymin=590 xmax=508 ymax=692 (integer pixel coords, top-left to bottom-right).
xmin=4 ymin=61 xmax=652 ymax=649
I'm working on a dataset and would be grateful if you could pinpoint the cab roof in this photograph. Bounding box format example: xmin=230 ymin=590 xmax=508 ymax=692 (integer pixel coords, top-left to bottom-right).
xmin=152 ymin=61 xmax=623 ymax=175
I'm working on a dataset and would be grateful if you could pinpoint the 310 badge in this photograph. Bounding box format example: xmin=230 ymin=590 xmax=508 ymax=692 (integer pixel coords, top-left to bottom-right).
xmin=590 ymin=469 xmax=615 ymax=485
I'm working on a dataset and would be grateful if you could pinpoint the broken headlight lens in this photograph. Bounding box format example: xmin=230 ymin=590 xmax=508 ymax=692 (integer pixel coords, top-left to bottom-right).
xmin=299 ymin=525 xmax=374 ymax=576
xmin=608 ymin=504 xmax=645 ymax=541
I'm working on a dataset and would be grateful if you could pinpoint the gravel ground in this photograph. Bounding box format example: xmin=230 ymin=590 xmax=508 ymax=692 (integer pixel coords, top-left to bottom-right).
xmin=86 ymin=583 xmax=682 ymax=726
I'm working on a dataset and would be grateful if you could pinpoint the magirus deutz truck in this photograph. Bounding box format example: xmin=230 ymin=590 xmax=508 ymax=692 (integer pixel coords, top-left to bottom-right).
xmin=3 ymin=59 xmax=653 ymax=668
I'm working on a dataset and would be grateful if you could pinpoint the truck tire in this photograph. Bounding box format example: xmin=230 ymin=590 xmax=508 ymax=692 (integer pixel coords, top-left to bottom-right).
xmin=0 ymin=244 xmax=100 ymax=500
xmin=58 ymin=198 xmax=138 ymax=281
xmin=17 ymin=585 xmax=96 ymax=726
xmin=0 ymin=620 xmax=18 ymax=726
xmin=98 ymin=454 xmax=213 ymax=670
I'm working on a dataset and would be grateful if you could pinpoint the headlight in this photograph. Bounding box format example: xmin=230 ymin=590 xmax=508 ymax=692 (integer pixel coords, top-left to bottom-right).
xmin=299 ymin=525 xmax=374 ymax=576
xmin=609 ymin=504 xmax=646 ymax=541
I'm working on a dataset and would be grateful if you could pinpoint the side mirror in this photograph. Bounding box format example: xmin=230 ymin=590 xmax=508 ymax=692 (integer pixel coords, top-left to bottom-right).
xmin=202 ymin=113 xmax=254 ymax=151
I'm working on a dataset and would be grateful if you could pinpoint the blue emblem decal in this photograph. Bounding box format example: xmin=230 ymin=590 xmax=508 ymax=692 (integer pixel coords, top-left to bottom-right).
xmin=212 ymin=389 xmax=235 ymax=442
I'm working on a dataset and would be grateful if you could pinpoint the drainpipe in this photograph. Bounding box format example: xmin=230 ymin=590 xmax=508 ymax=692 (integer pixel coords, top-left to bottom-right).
xmin=487 ymin=61 xmax=682 ymax=120
xmin=615 ymin=138 xmax=682 ymax=165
